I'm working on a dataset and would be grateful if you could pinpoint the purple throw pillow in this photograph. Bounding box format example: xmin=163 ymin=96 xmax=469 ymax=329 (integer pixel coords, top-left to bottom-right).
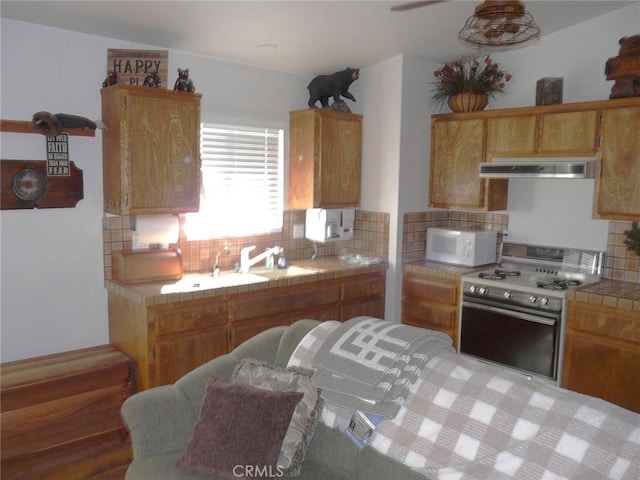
xmin=176 ymin=377 xmax=303 ymax=480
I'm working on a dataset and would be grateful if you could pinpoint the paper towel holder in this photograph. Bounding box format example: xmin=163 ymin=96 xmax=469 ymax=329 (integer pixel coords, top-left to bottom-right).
xmin=132 ymin=214 xmax=180 ymax=250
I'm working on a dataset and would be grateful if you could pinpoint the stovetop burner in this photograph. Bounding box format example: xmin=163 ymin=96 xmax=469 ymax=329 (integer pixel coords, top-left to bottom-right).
xmin=462 ymin=241 xmax=605 ymax=300
xmin=478 ymin=268 xmax=522 ymax=281
xmin=536 ymin=279 xmax=583 ymax=290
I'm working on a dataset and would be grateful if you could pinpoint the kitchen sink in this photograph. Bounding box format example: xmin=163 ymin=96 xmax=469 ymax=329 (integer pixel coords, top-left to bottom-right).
xmin=250 ymin=265 xmax=324 ymax=278
xmin=160 ymin=272 xmax=269 ymax=294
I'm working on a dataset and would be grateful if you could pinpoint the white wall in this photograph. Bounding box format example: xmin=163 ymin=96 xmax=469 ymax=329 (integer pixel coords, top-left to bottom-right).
xmin=0 ymin=18 xmax=307 ymax=362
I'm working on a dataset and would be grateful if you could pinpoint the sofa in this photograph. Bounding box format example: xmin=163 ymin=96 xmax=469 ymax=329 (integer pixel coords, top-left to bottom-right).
xmin=123 ymin=318 xmax=640 ymax=480
xmin=122 ymin=319 xmax=424 ymax=480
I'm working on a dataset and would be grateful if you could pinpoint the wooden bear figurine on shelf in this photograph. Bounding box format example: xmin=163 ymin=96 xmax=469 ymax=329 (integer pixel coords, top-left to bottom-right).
xmin=102 ymin=70 xmax=118 ymax=88
xmin=605 ymin=34 xmax=640 ymax=98
xmin=173 ymin=68 xmax=195 ymax=92
xmin=143 ymin=71 xmax=162 ymax=88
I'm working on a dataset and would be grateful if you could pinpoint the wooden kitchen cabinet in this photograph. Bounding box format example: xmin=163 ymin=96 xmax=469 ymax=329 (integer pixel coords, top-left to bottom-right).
xmin=101 ymin=85 xmax=202 ymax=215
xmin=430 ymin=117 xmax=508 ymax=211
xmin=486 ymin=115 xmax=537 ymax=155
xmin=108 ymin=294 xmax=228 ymax=391
xmin=562 ymin=300 xmax=640 ymax=413
xmin=341 ymin=271 xmax=386 ymax=320
xmin=288 ymin=108 xmax=362 ymax=208
xmin=229 ymin=280 xmax=341 ymax=349
xmin=593 ymin=101 xmax=640 ymax=220
xmin=538 ymin=110 xmax=598 ymax=154
xmin=230 ymin=271 xmax=386 ymax=348
xmin=109 ymin=269 xmax=386 ymax=389
xmin=486 ymin=110 xmax=598 ymax=157
xmin=401 ymin=269 xmax=459 ymax=348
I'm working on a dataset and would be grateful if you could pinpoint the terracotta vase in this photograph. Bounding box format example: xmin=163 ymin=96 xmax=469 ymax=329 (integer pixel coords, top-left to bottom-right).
xmin=447 ymin=93 xmax=489 ymax=113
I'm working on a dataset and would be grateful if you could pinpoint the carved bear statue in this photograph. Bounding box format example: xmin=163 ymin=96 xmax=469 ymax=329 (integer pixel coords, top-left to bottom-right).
xmin=605 ymin=34 xmax=640 ymax=99
xmin=307 ymin=67 xmax=360 ymax=109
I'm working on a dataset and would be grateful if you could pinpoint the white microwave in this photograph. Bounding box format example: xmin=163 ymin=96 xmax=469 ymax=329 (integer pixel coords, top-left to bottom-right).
xmin=426 ymin=228 xmax=497 ymax=267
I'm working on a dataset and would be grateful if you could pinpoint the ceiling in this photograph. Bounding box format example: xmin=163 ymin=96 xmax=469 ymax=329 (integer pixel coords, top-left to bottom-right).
xmin=1 ymin=1 xmax=635 ymax=75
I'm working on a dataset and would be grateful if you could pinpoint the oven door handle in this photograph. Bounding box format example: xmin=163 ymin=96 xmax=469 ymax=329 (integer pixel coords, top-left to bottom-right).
xmin=462 ymin=301 xmax=557 ymax=326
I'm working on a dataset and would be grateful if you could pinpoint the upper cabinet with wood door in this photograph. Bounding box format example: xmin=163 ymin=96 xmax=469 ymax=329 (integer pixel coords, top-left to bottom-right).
xmin=593 ymin=100 xmax=640 ymax=220
xmin=430 ymin=116 xmax=508 ymax=211
xmin=430 ymin=98 xmax=638 ymax=213
xmin=288 ymin=108 xmax=362 ymax=209
xmin=486 ymin=109 xmax=598 ymax=157
xmin=101 ymin=85 xmax=202 ymax=215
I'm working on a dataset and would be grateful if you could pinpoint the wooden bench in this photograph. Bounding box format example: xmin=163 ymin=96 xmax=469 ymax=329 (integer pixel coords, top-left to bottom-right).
xmin=1 ymin=345 xmax=134 ymax=479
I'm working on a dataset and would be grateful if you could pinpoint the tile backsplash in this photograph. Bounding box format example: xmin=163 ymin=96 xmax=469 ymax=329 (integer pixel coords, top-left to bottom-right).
xmin=103 ymin=209 xmax=389 ymax=280
xmin=606 ymin=221 xmax=639 ymax=284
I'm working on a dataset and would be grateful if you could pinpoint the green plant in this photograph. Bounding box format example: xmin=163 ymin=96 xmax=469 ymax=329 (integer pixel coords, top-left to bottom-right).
xmin=624 ymin=222 xmax=640 ymax=256
xmin=432 ymin=56 xmax=511 ymax=106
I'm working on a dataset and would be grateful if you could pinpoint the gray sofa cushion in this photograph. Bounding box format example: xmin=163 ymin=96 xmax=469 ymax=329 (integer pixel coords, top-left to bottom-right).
xmin=232 ymin=360 xmax=322 ymax=476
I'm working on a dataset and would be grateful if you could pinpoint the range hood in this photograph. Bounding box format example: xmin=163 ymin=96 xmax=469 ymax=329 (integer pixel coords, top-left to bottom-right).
xmin=479 ymin=156 xmax=597 ymax=179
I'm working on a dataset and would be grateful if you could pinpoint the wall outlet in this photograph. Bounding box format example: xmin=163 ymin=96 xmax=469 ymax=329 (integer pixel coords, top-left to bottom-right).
xmin=293 ymin=223 xmax=305 ymax=239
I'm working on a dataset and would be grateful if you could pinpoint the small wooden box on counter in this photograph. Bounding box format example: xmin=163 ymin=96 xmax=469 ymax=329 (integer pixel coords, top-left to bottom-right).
xmin=112 ymin=248 xmax=183 ymax=284
xmin=1 ymin=345 xmax=134 ymax=479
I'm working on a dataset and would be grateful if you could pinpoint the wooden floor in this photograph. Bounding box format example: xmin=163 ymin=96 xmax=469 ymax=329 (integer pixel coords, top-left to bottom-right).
xmin=1 ymin=345 xmax=134 ymax=479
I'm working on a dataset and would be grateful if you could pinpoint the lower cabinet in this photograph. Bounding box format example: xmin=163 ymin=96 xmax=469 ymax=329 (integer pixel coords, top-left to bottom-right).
xmin=340 ymin=272 xmax=386 ymax=321
xmin=109 ymin=295 xmax=229 ymax=391
xmin=229 ymin=281 xmax=341 ymax=349
xmin=401 ymin=269 xmax=460 ymax=348
xmin=562 ymin=300 xmax=640 ymax=413
xmin=108 ymin=269 xmax=386 ymax=390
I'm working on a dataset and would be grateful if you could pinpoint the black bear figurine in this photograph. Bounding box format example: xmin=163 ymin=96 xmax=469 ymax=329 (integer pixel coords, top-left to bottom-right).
xmin=307 ymin=67 xmax=360 ymax=109
xmin=174 ymin=68 xmax=195 ymax=92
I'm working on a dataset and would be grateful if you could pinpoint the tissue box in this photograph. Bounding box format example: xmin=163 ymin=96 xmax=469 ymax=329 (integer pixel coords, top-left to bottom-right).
xmin=112 ymin=249 xmax=183 ymax=284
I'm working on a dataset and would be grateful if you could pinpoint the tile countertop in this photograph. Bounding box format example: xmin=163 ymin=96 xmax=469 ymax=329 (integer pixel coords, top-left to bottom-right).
xmin=403 ymin=260 xmax=496 ymax=280
xmin=569 ymin=279 xmax=640 ymax=312
xmin=106 ymin=257 xmax=387 ymax=306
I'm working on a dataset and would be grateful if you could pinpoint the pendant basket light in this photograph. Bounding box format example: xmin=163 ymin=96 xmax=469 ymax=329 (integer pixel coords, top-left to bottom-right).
xmin=458 ymin=0 xmax=541 ymax=51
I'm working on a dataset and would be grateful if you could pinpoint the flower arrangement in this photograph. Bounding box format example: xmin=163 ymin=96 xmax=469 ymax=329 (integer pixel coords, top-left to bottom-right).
xmin=432 ymin=56 xmax=511 ymax=106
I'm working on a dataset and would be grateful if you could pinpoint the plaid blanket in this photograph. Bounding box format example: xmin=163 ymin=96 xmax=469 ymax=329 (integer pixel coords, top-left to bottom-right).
xmin=312 ymin=316 xmax=454 ymax=417
xmin=289 ymin=321 xmax=640 ymax=480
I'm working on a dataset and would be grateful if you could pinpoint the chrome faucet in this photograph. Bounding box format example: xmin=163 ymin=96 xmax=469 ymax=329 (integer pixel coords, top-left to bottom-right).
xmin=212 ymin=245 xmax=230 ymax=277
xmin=240 ymin=245 xmax=281 ymax=274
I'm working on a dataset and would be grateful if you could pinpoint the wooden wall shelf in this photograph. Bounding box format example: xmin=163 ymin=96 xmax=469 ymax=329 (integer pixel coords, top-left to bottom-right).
xmin=0 ymin=119 xmax=96 ymax=137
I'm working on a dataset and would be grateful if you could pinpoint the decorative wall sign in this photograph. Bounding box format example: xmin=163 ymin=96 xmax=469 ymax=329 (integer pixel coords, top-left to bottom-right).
xmin=106 ymin=49 xmax=169 ymax=87
xmin=1 ymin=160 xmax=83 ymax=209
xmin=46 ymin=133 xmax=70 ymax=176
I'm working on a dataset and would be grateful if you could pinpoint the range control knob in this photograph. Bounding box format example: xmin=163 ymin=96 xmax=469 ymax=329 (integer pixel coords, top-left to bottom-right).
xmin=541 ymin=297 xmax=550 ymax=306
xmin=529 ymin=295 xmax=538 ymax=304
xmin=503 ymin=291 xmax=513 ymax=300
xmin=469 ymin=285 xmax=479 ymax=294
xmin=478 ymin=287 xmax=488 ymax=295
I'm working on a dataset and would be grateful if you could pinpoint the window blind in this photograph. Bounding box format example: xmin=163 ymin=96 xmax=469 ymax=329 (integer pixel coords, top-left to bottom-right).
xmin=186 ymin=122 xmax=284 ymax=239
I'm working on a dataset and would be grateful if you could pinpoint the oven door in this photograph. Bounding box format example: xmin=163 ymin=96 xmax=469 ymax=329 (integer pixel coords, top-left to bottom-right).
xmin=460 ymin=297 xmax=561 ymax=382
